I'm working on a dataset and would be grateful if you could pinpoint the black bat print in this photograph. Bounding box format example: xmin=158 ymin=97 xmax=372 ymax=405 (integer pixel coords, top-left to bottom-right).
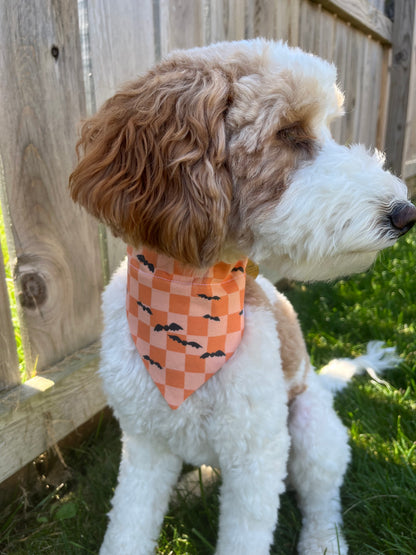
xmin=203 ymin=314 xmax=220 ymax=321
xmin=168 ymin=335 xmax=202 ymax=349
xmin=239 ymin=309 xmax=244 ymax=316
xmin=154 ymin=323 xmax=184 ymax=332
xmin=232 ymin=266 xmax=245 ymax=273
xmin=136 ymin=254 xmax=155 ymax=273
xmin=137 ymin=300 xmax=153 ymax=315
xmin=198 ymin=293 xmax=221 ymax=301
xmin=200 ymin=350 xmax=226 ymax=359
xmin=143 ymin=355 xmax=162 ymax=370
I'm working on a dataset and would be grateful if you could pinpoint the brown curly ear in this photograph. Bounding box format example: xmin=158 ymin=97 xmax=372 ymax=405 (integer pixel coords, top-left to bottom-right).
xmin=69 ymin=59 xmax=233 ymax=268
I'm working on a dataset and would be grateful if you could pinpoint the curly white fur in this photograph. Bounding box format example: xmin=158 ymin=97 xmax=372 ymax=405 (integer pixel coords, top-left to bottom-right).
xmin=257 ymin=143 xmax=408 ymax=282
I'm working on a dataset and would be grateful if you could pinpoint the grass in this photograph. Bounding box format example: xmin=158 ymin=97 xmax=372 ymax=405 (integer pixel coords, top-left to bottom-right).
xmin=1 ymin=230 xmax=415 ymax=554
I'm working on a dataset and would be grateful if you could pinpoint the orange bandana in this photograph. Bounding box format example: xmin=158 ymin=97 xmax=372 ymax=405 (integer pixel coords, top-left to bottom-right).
xmin=126 ymin=246 xmax=248 ymax=409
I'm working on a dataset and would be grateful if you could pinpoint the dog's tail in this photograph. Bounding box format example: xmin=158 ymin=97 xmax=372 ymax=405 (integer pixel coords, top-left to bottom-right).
xmin=317 ymin=341 xmax=401 ymax=393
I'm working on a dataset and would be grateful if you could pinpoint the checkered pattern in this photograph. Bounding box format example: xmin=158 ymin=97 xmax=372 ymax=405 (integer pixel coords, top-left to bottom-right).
xmin=126 ymin=246 xmax=247 ymax=409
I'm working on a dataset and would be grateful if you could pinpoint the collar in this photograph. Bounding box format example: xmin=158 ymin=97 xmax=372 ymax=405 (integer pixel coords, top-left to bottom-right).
xmin=126 ymin=246 xmax=249 ymax=409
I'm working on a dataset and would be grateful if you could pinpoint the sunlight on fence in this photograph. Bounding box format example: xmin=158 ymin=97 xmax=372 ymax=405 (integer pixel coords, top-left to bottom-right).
xmin=0 ymin=198 xmax=26 ymax=382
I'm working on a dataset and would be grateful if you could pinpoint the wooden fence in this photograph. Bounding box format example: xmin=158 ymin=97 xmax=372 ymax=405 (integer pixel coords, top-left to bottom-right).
xmin=0 ymin=0 xmax=415 ymax=487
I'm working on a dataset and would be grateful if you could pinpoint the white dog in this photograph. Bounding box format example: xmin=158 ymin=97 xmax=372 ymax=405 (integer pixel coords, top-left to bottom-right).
xmin=70 ymin=39 xmax=416 ymax=554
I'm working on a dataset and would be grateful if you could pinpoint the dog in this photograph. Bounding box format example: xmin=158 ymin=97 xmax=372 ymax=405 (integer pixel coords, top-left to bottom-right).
xmin=69 ymin=39 xmax=416 ymax=554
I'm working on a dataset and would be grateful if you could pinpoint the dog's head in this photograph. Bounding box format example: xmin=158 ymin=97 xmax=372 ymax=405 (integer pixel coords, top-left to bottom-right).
xmin=70 ymin=39 xmax=416 ymax=281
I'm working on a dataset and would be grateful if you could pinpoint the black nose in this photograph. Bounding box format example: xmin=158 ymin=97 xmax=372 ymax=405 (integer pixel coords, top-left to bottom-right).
xmin=388 ymin=202 xmax=416 ymax=236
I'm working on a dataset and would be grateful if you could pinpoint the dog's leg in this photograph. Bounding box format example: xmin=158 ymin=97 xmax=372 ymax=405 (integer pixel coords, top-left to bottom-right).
xmin=100 ymin=433 xmax=182 ymax=555
xmin=288 ymin=371 xmax=350 ymax=555
xmin=214 ymin=420 xmax=290 ymax=555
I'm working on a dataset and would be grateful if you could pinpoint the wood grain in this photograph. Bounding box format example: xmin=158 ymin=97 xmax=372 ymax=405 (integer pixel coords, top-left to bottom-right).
xmin=204 ymin=0 xmax=246 ymax=43
xmin=404 ymin=16 xmax=416 ymax=164
xmin=288 ymin=0 xmax=301 ymax=45
xmin=350 ymin=31 xmax=366 ymax=144
xmin=0 ymin=243 xmax=19 ymax=390
xmin=309 ymin=0 xmax=392 ymax=45
xmin=404 ymin=160 xmax=416 ymax=198
xmin=254 ymin=0 xmax=279 ymax=39
xmin=0 ymin=343 xmax=105 ymax=483
xmin=299 ymin=0 xmax=317 ymax=54
xmin=317 ymin=7 xmax=337 ymax=63
xmin=367 ymin=0 xmax=386 ymax=11
xmin=86 ymin=0 xmax=156 ymax=274
xmin=375 ymin=46 xmax=391 ymax=151
xmin=331 ymin=17 xmax=350 ymax=143
xmin=88 ymin=0 xmax=156 ymax=109
xmin=0 ymin=0 xmax=103 ymax=373
xmin=160 ymin=0 xmax=204 ymax=55
xmin=385 ymin=0 xmax=415 ymax=174
xmin=358 ymin=38 xmax=384 ymax=147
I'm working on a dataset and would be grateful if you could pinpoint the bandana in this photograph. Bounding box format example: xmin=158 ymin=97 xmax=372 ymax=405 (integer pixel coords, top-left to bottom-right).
xmin=126 ymin=246 xmax=248 ymax=409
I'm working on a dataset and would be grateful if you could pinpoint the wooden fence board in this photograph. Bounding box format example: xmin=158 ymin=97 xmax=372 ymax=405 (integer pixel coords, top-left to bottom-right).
xmin=205 ymin=0 xmax=247 ymax=43
xmin=385 ymin=0 xmax=415 ymax=174
xmin=264 ymin=0 xmax=290 ymax=41
xmin=358 ymin=38 xmax=384 ymax=147
xmin=351 ymin=30 xmax=367 ymax=145
xmin=0 ymin=245 xmax=19 ymax=390
xmin=310 ymin=0 xmax=392 ymax=45
xmin=318 ymin=8 xmax=337 ymax=63
xmin=160 ymin=0 xmax=204 ymax=55
xmin=244 ymin=0 xmax=256 ymax=39
xmin=254 ymin=0 xmax=280 ymax=40
xmin=86 ymin=0 xmax=156 ymax=274
xmin=288 ymin=0 xmax=301 ymax=46
xmin=88 ymin=0 xmax=156 ymax=109
xmin=376 ymin=46 xmax=391 ymax=151
xmin=404 ymin=15 xmax=416 ymax=165
xmin=0 ymin=0 xmax=103 ymax=373
xmin=405 ymin=160 xmax=416 ymax=198
xmin=228 ymin=0 xmax=247 ymax=40
xmin=298 ymin=0 xmax=312 ymax=52
xmin=368 ymin=0 xmax=385 ymax=10
xmin=331 ymin=19 xmax=350 ymax=143
xmin=330 ymin=21 xmax=386 ymax=149
xmin=253 ymin=0 xmax=273 ymax=39
xmin=251 ymin=0 xmax=301 ymax=45
xmin=0 ymin=343 xmax=105 ymax=483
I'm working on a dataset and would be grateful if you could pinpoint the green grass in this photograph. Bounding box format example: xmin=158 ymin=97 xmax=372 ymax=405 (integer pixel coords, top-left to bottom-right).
xmin=1 ymin=230 xmax=415 ymax=554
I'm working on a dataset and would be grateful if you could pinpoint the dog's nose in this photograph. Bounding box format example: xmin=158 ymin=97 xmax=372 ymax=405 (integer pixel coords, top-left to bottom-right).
xmin=388 ymin=202 xmax=416 ymax=236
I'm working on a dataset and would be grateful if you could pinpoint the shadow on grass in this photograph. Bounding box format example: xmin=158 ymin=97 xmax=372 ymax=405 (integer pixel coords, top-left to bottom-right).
xmin=336 ymin=377 xmax=416 ymax=555
xmin=342 ymin=442 xmax=416 ymax=555
xmin=1 ymin=388 xmax=414 ymax=555
xmin=0 ymin=416 xmax=121 ymax=555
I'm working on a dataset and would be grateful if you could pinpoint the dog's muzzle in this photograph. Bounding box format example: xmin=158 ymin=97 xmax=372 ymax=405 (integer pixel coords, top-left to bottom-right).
xmin=388 ymin=202 xmax=416 ymax=236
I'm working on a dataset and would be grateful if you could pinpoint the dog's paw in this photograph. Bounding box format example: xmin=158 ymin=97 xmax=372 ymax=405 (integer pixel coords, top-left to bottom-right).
xmin=298 ymin=527 xmax=348 ymax=555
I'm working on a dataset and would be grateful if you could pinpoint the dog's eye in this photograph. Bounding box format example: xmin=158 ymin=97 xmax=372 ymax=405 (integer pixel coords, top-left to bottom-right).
xmin=276 ymin=123 xmax=299 ymax=141
xmin=276 ymin=123 xmax=315 ymax=155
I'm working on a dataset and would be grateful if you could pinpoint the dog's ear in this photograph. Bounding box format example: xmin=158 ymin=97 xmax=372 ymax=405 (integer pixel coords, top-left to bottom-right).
xmin=69 ymin=62 xmax=233 ymax=267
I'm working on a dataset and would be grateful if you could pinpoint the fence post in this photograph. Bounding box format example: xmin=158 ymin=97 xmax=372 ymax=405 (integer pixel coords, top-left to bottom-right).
xmin=385 ymin=0 xmax=415 ymax=175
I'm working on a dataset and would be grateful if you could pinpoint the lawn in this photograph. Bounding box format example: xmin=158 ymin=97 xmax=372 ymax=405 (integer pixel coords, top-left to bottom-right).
xmin=0 ymin=230 xmax=415 ymax=554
